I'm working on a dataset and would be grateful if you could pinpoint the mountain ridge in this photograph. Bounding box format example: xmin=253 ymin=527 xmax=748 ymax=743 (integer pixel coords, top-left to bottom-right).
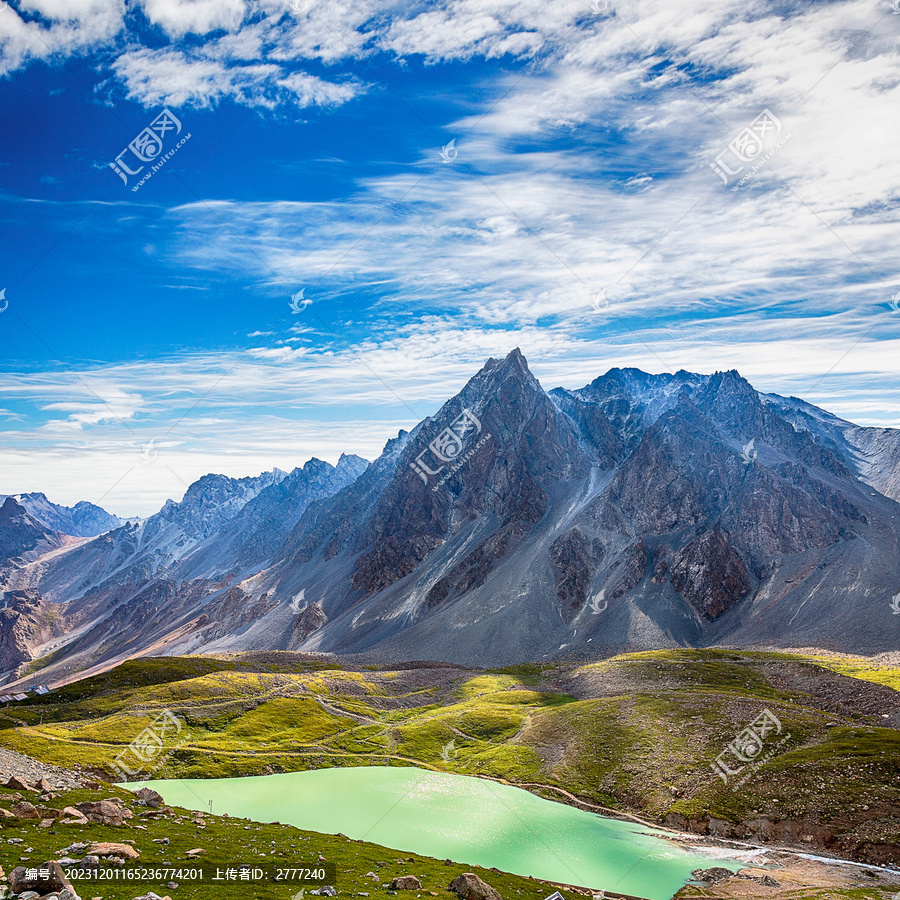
xmin=0 ymin=492 xmax=121 ymax=538
xmin=2 ymin=349 xmax=899 ymax=681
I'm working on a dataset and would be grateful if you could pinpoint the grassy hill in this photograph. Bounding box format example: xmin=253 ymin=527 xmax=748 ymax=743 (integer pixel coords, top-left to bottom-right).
xmin=1 ymin=649 xmax=898 ymax=869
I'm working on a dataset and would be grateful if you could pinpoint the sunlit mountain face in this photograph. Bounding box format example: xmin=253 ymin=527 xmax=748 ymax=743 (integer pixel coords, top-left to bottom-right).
xmin=3 ymin=351 xmax=899 ymax=677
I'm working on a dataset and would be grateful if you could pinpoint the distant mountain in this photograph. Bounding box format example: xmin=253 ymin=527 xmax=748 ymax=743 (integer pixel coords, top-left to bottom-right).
xmin=0 ymin=588 xmax=67 ymax=672
xmin=3 ymin=350 xmax=900 ymax=681
xmin=0 ymin=492 xmax=121 ymax=537
xmin=0 ymin=497 xmax=64 ymax=569
xmin=0 ymin=455 xmax=368 ymax=678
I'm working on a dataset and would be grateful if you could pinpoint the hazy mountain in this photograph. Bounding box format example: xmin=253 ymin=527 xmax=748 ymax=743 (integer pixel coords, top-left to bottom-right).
xmin=4 ymin=350 xmax=900 ymax=679
xmin=0 ymin=497 xmax=65 ymax=569
xmin=0 ymin=492 xmax=121 ymax=537
xmin=0 ymin=456 xmax=369 ymax=677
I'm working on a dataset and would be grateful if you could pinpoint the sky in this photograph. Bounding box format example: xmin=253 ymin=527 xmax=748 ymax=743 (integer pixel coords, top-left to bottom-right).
xmin=1 ymin=0 xmax=899 ymax=517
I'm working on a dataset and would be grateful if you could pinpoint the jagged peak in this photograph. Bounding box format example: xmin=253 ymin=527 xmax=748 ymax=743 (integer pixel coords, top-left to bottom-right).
xmin=15 ymin=491 xmax=49 ymax=503
xmin=700 ymin=368 xmax=759 ymax=405
xmin=706 ymin=368 xmax=752 ymax=388
xmin=336 ymin=453 xmax=369 ymax=477
xmin=337 ymin=452 xmax=369 ymax=467
xmin=461 ymin=348 xmax=544 ymax=405
xmin=479 ymin=347 xmax=537 ymax=383
xmin=0 ymin=496 xmax=24 ymax=515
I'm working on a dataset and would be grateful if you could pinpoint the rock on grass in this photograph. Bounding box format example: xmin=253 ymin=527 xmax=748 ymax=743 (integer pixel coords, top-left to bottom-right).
xmin=9 ymin=860 xmax=80 ymax=898
xmin=389 ymin=876 xmax=422 ymax=890
xmin=449 ymin=873 xmax=503 ymax=900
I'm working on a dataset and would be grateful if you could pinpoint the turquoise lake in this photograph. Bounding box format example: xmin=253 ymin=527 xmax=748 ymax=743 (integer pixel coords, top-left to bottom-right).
xmin=133 ymin=767 xmax=744 ymax=900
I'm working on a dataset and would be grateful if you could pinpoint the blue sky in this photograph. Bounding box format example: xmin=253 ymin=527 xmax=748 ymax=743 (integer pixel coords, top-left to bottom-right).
xmin=1 ymin=0 xmax=899 ymax=516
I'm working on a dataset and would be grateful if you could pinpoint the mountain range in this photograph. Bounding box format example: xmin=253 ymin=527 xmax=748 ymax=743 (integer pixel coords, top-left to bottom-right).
xmin=0 ymin=492 xmax=123 ymax=538
xmin=2 ymin=348 xmax=900 ymax=682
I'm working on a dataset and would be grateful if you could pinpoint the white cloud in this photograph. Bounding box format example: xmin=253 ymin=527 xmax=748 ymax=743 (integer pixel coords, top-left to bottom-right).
xmin=138 ymin=0 xmax=246 ymax=37
xmin=0 ymin=0 xmax=124 ymax=75
xmin=111 ymin=47 xmax=363 ymax=109
xmin=276 ymin=70 xmax=363 ymax=107
xmin=4 ymin=0 xmax=900 ymax=511
xmin=378 ymin=0 xmax=584 ymax=61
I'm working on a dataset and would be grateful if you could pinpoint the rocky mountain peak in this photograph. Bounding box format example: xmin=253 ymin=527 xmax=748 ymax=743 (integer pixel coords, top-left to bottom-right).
xmin=6 ymin=354 xmax=900 ymax=673
xmin=0 ymin=496 xmax=22 ymax=520
xmin=464 ymin=347 xmax=543 ymax=403
xmin=336 ymin=453 xmax=369 ymax=478
xmin=698 ymin=369 xmax=762 ymax=422
xmin=484 ymin=346 xmax=528 ymax=372
xmin=0 ymin=499 xmax=63 ymax=568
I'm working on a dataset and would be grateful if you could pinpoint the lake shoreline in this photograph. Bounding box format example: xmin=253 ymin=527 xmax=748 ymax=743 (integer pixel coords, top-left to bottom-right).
xmin=128 ymin=766 xmax=748 ymax=900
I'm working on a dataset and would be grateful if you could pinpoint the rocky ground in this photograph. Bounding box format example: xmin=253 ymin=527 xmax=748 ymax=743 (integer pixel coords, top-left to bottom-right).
xmin=674 ymin=854 xmax=900 ymax=899
xmin=0 ymin=748 xmax=83 ymax=793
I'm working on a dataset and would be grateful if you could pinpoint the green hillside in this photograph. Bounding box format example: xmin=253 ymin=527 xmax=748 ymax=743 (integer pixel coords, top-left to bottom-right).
xmin=2 ymin=649 xmax=898 ymax=869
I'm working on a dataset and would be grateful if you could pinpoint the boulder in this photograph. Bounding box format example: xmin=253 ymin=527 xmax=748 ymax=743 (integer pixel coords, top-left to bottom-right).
xmin=4 ymin=776 xmax=33 ymax=791
xmin=60 ymin=806 xmax=89 ymax=825
xmin=75 ymin=800 xmax=133 ymax=826
xmin=691 ymin=868 xmax=734 ymax=884
xmin=9 ymin=860 xmax=78 ymax=897
xmin=389 ymin=877 xmax=422 ymax=890
xmin=34 ymin=777 xmax=52 ymax=793
xmin=88 ymin=842 xmax=140 ymax=860
xmin=11 ymin=800 xmax=40 ymax=819
xmin=448 ymin=874 xmax=502 ymax=900
xmin=135 ymin=788 xmax=164 ymax=808
xmin=37 ymin=806 xmax=64 ymax=819
xmin=61 ymin=842 xmax=91 ymax=854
